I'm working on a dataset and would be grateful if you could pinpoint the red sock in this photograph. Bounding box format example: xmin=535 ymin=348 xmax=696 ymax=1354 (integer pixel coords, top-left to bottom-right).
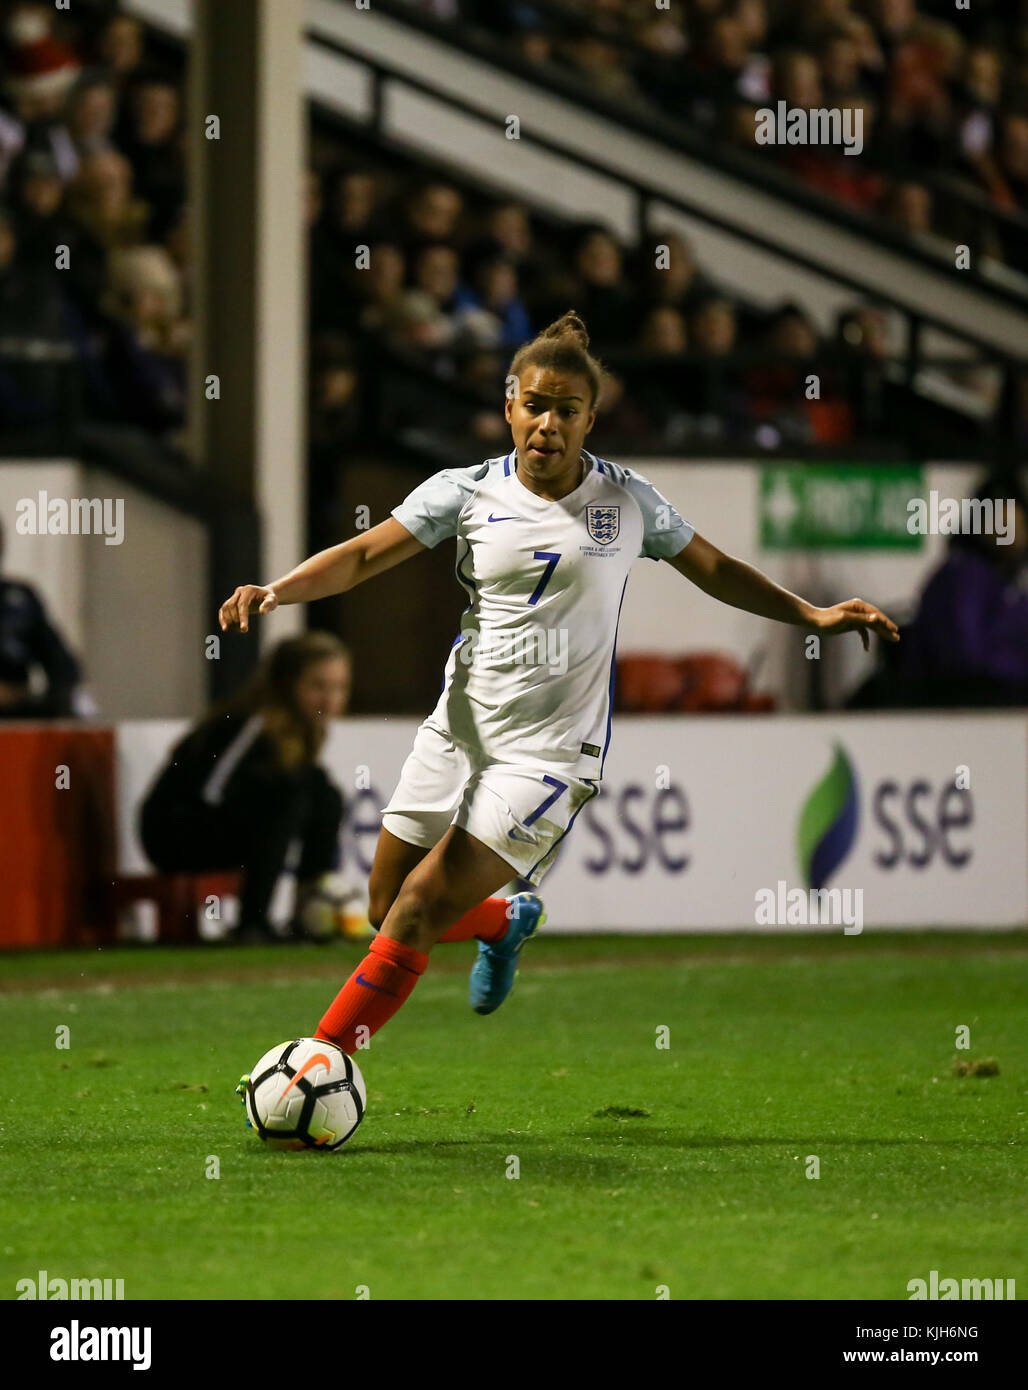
xmin=437 ymin=897 xmax=510 ymax=944
xmin=315 ymin=934 xmax=428 ymax=1053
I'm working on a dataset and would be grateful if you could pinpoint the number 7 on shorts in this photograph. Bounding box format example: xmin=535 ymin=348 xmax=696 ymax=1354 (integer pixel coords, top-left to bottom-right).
xmin=524 ymin=774 xmax=568 ymax=826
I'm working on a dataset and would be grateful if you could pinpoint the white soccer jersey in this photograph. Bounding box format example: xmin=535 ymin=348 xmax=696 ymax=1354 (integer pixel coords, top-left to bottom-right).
xmin=391 ymin=448 xmax=694 ymax=780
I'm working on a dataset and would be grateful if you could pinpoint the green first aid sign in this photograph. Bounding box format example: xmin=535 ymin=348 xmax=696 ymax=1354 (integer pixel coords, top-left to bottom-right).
xmin=760 ymin=464 xmax=925 ymax=550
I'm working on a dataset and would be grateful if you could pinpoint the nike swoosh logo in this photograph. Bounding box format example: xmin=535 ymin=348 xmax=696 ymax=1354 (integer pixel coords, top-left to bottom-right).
xmin=356 ymin=971 xmax=399 ymax=997
xmin=279 ymin=1051 xmax=331 ymax=1100
xmin=488 ymin=513 xmax=521 ymax=522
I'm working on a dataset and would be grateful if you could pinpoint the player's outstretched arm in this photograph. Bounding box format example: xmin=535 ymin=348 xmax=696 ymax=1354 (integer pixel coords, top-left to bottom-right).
xmin=664 ymin=532 xmax=899 ymax=651
xmin=218 ymin=518 xmax=426 ymax=632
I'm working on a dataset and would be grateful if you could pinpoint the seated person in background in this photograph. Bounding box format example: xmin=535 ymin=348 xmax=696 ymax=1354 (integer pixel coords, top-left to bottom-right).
xmin=0 ymin=517 xmax=83 ymax=718
xmin=139 ymin=632 xmax=354 ymax=942
xmin=893 ymin=475 xmax=1028 ymax=706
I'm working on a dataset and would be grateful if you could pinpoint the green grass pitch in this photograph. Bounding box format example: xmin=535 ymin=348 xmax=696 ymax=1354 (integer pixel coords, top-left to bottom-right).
xmin=1 ymin=932 xmax=1024 ymax=1300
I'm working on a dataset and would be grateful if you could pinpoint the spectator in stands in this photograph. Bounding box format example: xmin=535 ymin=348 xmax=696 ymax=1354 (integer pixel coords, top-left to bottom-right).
xmin=640 ymin=228 xmax=714 ymax=316
xmin=413 ymin=240 xmax=462 ymax=316
xmin=99 ymin=244 xmax=188 ymax=430
xmin=357 ymin=241 xmax=410 ymax=331
xmin=767 ymin=303 xmax=819 ymax=361
xmin=882 ymin=17 xmax=961 ymax=170
xmin=1 ymin=8 xmax=80 ymax=183
xmin=638 ymin=304 xmax=688 ymax=357
xmin=836 ymin=302 xmax=890 ymax=437
xmin=690 ymin=295 xmax=738 ymax=357
xmin=680 ymin=293 xmax=751 ymax=439
xmin=355 ymin=241 xmax=452 ymax=354
xmin=629 ymin=305 xmax=691 ymax=442
xmin=330 ymin=167 xmax=389 ymax=243
xmin=565 ymin=36 xmax=641 ymax=104
xmin=772 ymin=49 xmax=823 ymax=112
xmin=120 ymin=72 xmax=185 ymax=239
xmin=309 ymin=167 xmax=389 ymax=330
xmin=819 ymin=26 xmax=871 ymax=107
xmin=0 ymin=516 xmax=82 ymax=719
xmin=67 ymin=147 xmax=147 ymax=250
xmin=470 ymin=200 xmax=550 ymax=308
xmin=735 ymin=0 xmax=769 ymax=54
xmin=139 ymin=632 xmax=352 ymax=943
xmin=795 ymin=0 xmax=859 ymax=52
xmin=884 ymin=475 xmax=1028 ymax=706
xmin=559 ymin=225 xmax=637 ymax=350
xmin=413 ymin=241 xmax=503 ymax=349
xmin=453 ymin=250 xmax=532 ymax=348
xmin=479 ymin=201 xmax=530 ymax=258
xmin=869 ymin=0 xmax=919 ymax=58
xmin=703 ymin=10 xmax=770 ymax=106
xmin=769 ymin=48 xmax=883 ymax=209
xmin=955 ymin=45 xmax=1002 ymax=174
xmin=401 ymin=179 xmax=464 ymax=254
xmin=0 ymin=200 xmax=74 ymax=423
xmin=743 ymin=302 xmax=817 ymax=444
xmin=748 ymin=302 xmax=854 ymax=444
xmin=96 ymin=13 xmax=146 ymax=94
xmin=65 ymin=73 xmax=118 ymax=165
xmin=5 ymin=146 xmax=104 ymax=308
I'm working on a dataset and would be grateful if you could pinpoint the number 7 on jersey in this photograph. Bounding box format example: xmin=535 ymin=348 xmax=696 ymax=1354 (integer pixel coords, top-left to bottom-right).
xmin=527 ymin=551 xmax=561 ymax=606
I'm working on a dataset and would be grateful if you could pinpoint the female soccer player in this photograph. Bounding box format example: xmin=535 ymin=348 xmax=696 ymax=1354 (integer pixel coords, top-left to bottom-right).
xmin=219 ymin=312 xmax=898 ymax=1053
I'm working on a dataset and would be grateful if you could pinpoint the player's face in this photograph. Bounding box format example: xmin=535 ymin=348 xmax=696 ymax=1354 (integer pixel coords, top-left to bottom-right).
xmin=294 ymin=657 xmax=352 ymax=723
xmin=505 ymin=367 xmax=597 ymax=485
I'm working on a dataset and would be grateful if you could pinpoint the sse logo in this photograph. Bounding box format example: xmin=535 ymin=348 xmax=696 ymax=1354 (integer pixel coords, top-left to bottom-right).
xmin=580 ymin=784 xmax=690 ymax=874
xmin=873 ymin=779 xmax=973 ymax=869
xmin=800 ymin=745 xmax=974 ymax=874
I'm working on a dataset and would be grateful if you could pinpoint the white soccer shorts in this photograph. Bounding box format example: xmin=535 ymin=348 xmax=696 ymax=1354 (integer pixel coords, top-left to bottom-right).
xmin=381 ymin=719 xmax=597 ymax=886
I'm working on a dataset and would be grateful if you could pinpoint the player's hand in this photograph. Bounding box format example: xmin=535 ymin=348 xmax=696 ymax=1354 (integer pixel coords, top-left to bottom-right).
xmin=815 ymin=598 xmax=900 ymax=651
xmin=218 ymin=584 xmax=278 ymax=633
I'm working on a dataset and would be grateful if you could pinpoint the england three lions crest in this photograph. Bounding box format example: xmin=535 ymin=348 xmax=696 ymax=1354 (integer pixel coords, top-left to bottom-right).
xmin=586 ymin=505 xmax=620 ymax=545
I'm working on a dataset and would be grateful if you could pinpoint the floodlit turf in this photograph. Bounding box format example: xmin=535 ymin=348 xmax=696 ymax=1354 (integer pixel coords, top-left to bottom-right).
xmin=1 ymin=933 xmax=1025 ymax=1300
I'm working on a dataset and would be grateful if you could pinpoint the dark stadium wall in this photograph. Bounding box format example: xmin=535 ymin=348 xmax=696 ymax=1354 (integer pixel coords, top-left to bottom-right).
xmin=314 ymin=458 xmax=466 ymax=715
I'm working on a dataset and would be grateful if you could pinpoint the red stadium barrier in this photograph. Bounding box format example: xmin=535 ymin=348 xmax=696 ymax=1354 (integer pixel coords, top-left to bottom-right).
xmin=0 ymin=724 xmax=117 ymax=948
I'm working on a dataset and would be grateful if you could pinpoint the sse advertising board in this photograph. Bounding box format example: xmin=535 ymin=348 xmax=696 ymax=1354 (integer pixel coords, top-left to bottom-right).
xmin=535 ymin=714 xmax=1027 ymax=931
xmin=118 ymin=715 xmax=1027 ymax=931
xmin=317 ymin=715 xmax=1026 ymax=932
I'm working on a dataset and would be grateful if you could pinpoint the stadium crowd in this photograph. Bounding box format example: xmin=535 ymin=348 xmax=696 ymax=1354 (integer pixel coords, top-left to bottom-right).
xmin=0 ymin=4 xmax=187 ymax=432
xmin=305 ymin=162 xmax=896 ymax=458
xmin=1 ymin=0 xmax=1007 ymax=464
xmin=400 ymin=0 xmax=1028 ymax=273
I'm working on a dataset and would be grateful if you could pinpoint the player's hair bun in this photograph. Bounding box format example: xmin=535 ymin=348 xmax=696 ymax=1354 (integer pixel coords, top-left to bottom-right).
xmin=509 ymin=309 xmax=603 ymax=406
xmin=541 ymin=311 xmax=590 ymax=349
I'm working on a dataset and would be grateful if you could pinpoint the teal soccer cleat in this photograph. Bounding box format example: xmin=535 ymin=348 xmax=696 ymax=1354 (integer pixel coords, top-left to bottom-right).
xmin=469 ymin=893 xmax=546 ymax=1015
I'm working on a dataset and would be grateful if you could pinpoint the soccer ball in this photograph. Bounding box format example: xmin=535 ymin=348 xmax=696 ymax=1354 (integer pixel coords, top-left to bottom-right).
xmin=244 ymin=1038 xmax=366 ymax=1150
